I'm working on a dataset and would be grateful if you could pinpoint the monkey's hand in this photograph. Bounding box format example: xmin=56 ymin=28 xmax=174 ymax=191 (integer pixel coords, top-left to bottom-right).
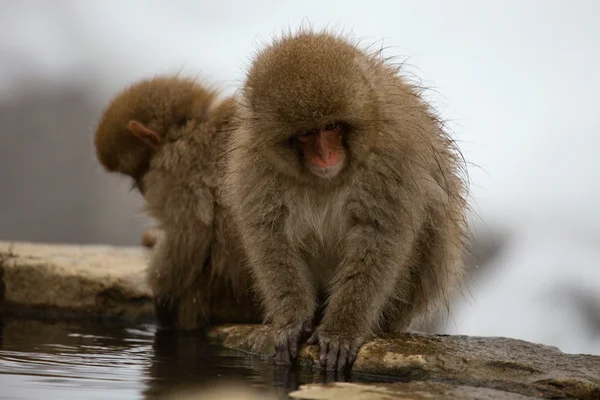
xmin=240 ymin=229 xmax=317 ymax=364
xmin=249 ymin=318 xmax=313 ymax=365
xmin=307 ymin=327 xmax=366 ymax=372
xmin=274 ymin=318 xmax=314 ymax=364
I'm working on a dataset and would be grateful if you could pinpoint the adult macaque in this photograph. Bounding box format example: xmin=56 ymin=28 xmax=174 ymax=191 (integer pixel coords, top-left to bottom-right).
xmin=225 ymin=31 xmax=468 ymax=371
xmin=95 ymin=75 xmax=259 ymax=329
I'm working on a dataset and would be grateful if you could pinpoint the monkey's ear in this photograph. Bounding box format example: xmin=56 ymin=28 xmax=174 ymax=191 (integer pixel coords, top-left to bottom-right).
xmin=127 ymin=120 xmax=161 ymax=150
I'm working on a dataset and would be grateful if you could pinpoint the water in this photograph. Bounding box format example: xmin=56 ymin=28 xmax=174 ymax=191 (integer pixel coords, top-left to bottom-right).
xmin=0 ymin=317 xmax=394 ymax=399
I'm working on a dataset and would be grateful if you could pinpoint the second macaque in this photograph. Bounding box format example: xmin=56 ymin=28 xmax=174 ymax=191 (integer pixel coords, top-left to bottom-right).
xmin=95 ymin=75 xmax=259 ymax=329
xmin=225 ymin=31 xmax=468 ymax=371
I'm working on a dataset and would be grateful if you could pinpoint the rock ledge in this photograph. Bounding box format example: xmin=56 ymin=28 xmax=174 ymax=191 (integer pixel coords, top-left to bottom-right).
xmin=1 ymin=241 xmax=599 ymax=399
xmin=0 ymin=241 xmax=153 ymax=320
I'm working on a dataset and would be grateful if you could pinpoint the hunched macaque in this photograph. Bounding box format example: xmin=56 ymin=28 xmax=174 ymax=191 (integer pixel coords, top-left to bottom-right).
xmin=95 ymin=75 xmax=259 ymax=329
xmin=224 ymin=30 xmax=468 ymax=371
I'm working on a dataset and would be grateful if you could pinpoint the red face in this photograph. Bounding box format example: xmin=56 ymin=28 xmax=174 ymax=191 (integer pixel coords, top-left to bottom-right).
xmin=297 ymin=122 xmax=346 ymax=179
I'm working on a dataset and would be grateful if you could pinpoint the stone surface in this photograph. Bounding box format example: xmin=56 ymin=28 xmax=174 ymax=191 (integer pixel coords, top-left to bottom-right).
xmin=1 ymin=241 xmax=599 ymax=399
xmin=288 ymin=381 xmax=535 ymax=399
xmin=208 ymin=325 xmax=600 ymax=399
xmin=161 ymin=384 xmax=278 ymax=400
xmin=0 ymin=241 xmax=153 ymax=320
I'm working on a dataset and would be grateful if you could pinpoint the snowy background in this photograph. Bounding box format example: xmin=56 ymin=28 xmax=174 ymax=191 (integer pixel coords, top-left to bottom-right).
xmin=1 ymin=0 xmax=598 ymax=355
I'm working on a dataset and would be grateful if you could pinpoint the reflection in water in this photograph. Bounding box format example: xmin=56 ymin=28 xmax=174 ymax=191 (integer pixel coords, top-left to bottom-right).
xmin=0 ymin=317 xmax=391 ymax=399
xmin=0 ymin=317 xmax=156 ymax=399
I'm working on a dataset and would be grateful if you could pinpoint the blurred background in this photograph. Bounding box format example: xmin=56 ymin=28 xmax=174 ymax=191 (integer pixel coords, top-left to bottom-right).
xmin=1 ymin=0 xmax=598 ymax=356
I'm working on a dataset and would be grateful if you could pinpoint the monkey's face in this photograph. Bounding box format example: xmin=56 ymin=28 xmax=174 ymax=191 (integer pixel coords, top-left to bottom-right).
xmin=242 ymin=33 xmax=378 ymax=182
xmin=293 ymin=121 xmax=346 ymax=179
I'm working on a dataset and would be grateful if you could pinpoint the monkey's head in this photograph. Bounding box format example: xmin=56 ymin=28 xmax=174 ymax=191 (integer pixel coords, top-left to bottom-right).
xmin=241 ymin=32 xmax=381 ymax=181
xmin=95 ymin=75 xmax=217 ymax=188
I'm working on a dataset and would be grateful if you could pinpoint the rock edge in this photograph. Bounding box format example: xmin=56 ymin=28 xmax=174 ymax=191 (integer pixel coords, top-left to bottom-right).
xmin=1 ymin=241 xmax=599 ymax=399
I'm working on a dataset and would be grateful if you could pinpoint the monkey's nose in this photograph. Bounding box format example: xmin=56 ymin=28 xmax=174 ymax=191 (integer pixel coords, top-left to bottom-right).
xmin=318 ymin=148 xmax=331 ymax=162
xmin=316 ymin=138 xmax=331 ymax=162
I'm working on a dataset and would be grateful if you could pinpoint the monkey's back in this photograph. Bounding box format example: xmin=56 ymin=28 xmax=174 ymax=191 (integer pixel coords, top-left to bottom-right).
xmin=143 ymin=113 xmax=258 ymax=326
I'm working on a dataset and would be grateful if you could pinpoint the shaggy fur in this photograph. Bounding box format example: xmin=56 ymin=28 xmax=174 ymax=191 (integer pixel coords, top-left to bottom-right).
xmin=224 ymin=30 xmax=468 ymax=370
xmin=95 ymin=75 xmax=259 ymax=329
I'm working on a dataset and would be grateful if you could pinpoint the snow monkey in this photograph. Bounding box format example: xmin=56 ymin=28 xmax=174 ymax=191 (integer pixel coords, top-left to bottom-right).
xmin=224 ymin=30 xmax=468 ymax=371
xmin=95 ymin=75 xmax=259 ymax=329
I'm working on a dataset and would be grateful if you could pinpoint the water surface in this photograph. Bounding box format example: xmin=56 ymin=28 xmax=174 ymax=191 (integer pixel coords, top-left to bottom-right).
xmin=0 ymin=317 xmax=394 ymax=399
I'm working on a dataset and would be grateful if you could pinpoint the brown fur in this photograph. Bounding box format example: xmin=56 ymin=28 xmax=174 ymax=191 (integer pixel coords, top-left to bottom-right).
xmin=224 ymin=30 xmax=468 ymax=370
xmin=95 ymin=75 xmax=259 ymax=329
xmin=141 ymin=228 xmax=160 ymax=248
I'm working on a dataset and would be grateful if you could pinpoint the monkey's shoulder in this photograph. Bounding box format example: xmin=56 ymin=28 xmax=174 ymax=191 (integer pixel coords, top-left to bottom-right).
xmin=142 ymin=172 xmax=215 ymax=229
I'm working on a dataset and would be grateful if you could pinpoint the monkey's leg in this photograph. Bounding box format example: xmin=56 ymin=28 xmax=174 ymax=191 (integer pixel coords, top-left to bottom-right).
xmin=208 ymin=229 xmax=263 ymax=324
xmin=245 ymin=232 xmax=316 ymax=364
xmin=387 ymin=206 xmax=466 ymax=332
xmin=147 ymin=230 xmax=213 ymax=330
xmin=310 ymin=224 xmax=418 ymax=372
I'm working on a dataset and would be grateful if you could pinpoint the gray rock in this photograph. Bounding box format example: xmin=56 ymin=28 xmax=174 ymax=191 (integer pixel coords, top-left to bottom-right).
xmin=0 ymin=241 xmax=153 ymax=320
xmin=207 ymin=325 xmax=600 ymax=399
xmin=289 ymin=381 xmax=535 ymax=399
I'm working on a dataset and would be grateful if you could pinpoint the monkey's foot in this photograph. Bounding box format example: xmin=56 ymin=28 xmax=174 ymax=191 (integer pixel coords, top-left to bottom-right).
xmin=248 ymin=320 xmax=313 ymax=365
xmin=307 ymin=330 xmax=366 ymax=372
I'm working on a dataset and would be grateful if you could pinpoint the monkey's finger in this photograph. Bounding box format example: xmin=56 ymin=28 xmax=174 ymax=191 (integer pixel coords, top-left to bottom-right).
xmin=323 ymin=370 xmax=336 ymax=383
xmin=278 ymin=350 xmax=291 ymax=364
xmin=319 ymin=341 xmax=329 ymax=366
xmin=348 ymin=347 xmax=359 ymax=367
xmin=275 ymin=342 xmax=292 ymax=365
xmin=337 ymin=347 xmax=348 ymax=372
xmin=306 ymin=332 xmax=319 ymax=345
xmin=289 ymin=336 xmax=299 ymax=359
xmin=326 ymin=345 xmax=340 ymax=371
xmin=275 ymin=348 xmax=283 ymax=363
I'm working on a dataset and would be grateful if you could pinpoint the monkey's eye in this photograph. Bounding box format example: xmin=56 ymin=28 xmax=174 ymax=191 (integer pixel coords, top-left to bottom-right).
xmin=324 ymin=122 xmax=339 ymax=131
xmin=297 ymin=128 xmax=317 ymax=142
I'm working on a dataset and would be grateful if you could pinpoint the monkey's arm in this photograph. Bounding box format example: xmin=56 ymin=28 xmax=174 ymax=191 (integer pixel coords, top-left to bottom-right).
xmin=314 ymin=174 xmax=426 ymax=371
xmin=147 ymin=228 xmax=213 ymax=330
xmin=240 ymin=216 xmax=317 ymax=364
xmin=143 ymin=172 xmax=216 ymax=330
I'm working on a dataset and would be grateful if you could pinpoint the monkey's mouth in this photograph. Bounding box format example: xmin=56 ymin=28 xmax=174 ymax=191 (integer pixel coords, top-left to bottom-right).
xmin=308 ymin=159 xmax=345 ymax=180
